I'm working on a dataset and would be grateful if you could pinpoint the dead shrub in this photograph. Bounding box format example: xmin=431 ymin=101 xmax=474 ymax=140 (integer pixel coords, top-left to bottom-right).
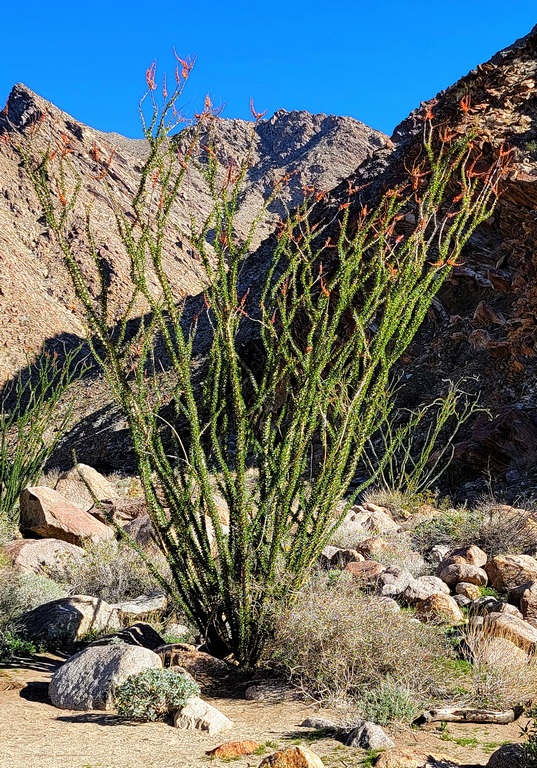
xmin=267 ymin=574 xmax=455 ymax=719
xmin=461 ymin=621 xmax=537 ymax=709
xmin=48 ymin=539 xmax=170 ymax=603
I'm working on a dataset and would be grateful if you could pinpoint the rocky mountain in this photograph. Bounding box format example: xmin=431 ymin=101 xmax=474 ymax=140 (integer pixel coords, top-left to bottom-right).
xmin=0 ymin=84 xmax=386 ymax=384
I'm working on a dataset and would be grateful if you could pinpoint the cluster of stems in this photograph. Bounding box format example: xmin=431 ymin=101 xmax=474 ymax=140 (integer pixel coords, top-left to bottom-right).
xmin=15 ymin=68 xmax=507 ymax=665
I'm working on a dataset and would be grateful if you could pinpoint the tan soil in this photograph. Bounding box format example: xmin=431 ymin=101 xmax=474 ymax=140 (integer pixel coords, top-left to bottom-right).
xmin=0 ymin=655 xmax=527 ymax=768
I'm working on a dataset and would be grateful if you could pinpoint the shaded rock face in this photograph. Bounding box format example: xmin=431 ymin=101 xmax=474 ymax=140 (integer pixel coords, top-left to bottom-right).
xmin=18 ymin=595 xmax=120 ymax=647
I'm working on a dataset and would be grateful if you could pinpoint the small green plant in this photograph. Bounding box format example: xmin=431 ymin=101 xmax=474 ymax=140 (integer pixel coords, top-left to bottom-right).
xmin=113 ymin=668 xmax=200 ymax=721
xmin=0 ymin=631 xmax=37 ymax=661
xmin=363 ymin=749 xmax=384 ymax=768
xmin=522 ymin=708 xmax=537 ymax=767
xmin=0 ymin=347 xmax=83 ymax=538
xmin=358 ymin=678 xmax=421 ymax=725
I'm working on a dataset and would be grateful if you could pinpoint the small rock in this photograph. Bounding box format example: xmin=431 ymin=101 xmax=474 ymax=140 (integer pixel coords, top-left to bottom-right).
xmin=154 ymin=643 xmax=229 ymax=679
xmin=19 ymin=486 xmax=113 ymax=545
xmin=455 ymin=582 xmax=482 ymax=600
xmin=257 ymin=746 xmax=324 ymax=768
xmin=485 ymin=554 xmax=537 ymax=593
xmin=380 ymin=567 xmax=414 ymax=598
xmin=49 ymin=644 xmax=162 ymax=710
xmin=415 ymin=593 xmax=464 ymax=624
xmin=403 ymin=576 xmax=450 ymax=605
xmin=436 ymin=562 xmax=488 ymax=588
xmin=520 ymin=582 xmax=537 ymax=624
xmin=123 ymin=515 xmax=158 ymax=550
xmin=453 ymin=594 xmax=471 ymax=607
xmin=371 ymin=596 xmax=401 ymax=614
xmin=206 ymin=741 xmax=261 ymax=759
xmin=345 ymin=560 xmax=386 ymax=582
xmin=429 ymin=544 xmax=452 ymax=564
xmin=374 ymin=748 xmax=443 ymax=768
xmin=89 ymin=497 xmax=148 ymax=525
xmin=300 ymin=717 xmax=340 ymax=730
xmin=346 ymin=721 xmax=395 ymax=750
xmin=174 ymin=695 xmax=232 ymax=734
xmin=320 ymin=545 xmax=364 ymax=569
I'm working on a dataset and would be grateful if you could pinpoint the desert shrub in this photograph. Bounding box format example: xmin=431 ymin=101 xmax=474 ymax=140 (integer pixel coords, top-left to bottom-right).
xmin=17 ymin=58 xmax=506 ymax=666
xmin=461 ymin=622 xmax=537 ymax=710
xmin=411 ymin=501 xmax=537 ymax=557
xmin=0 ymin=631 xmax=37 ymax=661
xmin=522 ymin=709 xmax=537 ymax=767
xmin=268 ymin=575 xmax=455 ymax=718
xmin=50 ymin=539 xmax=170 ymax=603
xmin=113 ymin=669 xmax=200 ymax=721
xmin=357 ymin=678 xmax=421 ymax=725
xmin=0 ymin=567 xmax=66 ymax=634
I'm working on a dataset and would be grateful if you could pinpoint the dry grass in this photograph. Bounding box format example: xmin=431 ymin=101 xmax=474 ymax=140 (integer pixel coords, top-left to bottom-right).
xmin=461 ymin=622 xmax=537 ymax=710
xmin=267 ymin=574 xmax=455 ymax=721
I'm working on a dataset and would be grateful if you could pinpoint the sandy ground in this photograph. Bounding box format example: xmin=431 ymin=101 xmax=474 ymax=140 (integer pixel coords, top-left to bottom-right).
xmin=0 ymin=655 xmax=526 ymax=768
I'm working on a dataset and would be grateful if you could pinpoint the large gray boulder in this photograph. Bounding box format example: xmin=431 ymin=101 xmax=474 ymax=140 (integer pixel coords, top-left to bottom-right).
xmin=18 ymin=595 xmax=120 ymax=647
xmin=402 ymin=575 xmax=450 ymax=605
xmin=345 ymin=721 xmax=395 ymax=750
xmin=49 ymin=644 xmax=162 ymax=710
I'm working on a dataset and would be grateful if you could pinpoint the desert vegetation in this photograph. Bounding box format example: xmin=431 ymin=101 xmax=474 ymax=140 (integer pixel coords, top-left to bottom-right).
xmin=6 ymin=53 xmax=510 ymax=671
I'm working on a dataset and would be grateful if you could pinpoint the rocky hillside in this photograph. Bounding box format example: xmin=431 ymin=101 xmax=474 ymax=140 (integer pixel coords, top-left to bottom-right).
xmin=0 ymin=84 xmax=386 ymax=384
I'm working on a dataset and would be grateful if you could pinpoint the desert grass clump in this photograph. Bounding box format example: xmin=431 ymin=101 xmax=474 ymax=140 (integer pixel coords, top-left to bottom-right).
xmin=268 ymin=575 xmax=455 ymax=719
xmin=50 ymin=539 xmax=169 ymax=603
xmin=14 ymin=57 xmax=509 ymax=666
xmin=461 ymin=622 xmax=537 ymax=710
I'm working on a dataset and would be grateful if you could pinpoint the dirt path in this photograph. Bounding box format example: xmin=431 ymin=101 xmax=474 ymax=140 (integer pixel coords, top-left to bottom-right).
xmin=0 ymin=656 xmax=526 ymax=768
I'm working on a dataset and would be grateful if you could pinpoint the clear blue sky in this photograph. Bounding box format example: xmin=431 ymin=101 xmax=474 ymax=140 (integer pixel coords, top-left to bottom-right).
xmin=1 ymin=2 xmax=535 ymax=137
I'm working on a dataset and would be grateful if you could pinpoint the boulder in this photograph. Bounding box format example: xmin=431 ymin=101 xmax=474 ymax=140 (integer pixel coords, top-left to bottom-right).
xmin=111 ymin=594 xmax=167 ymax=619
xmin=453 ymin=594 xmax=471 ymax=608
xmin=483 ymin=611 xmax=537 ymax=652
xmin=244 ymin=682 xmax=296 ymax=702
xmin=173 ymin=696 xmax=232 ymax=734
xmin=370 ymin=596 xmax=401 ymax=614
xmin=446 ymin=545 xmax=487 ymax=567
xmin=257 ymin=746 xmax=325 ymax=768
xmin=206 ymin=741 xmax=261 ymax=758
xmin=455 ymin=582 xmax=481 ymax=600
xmin=380 ymin=567 xmax=414 ymax=598
xmin=485 ymin=554 xmax=537 ymax=593
xmin=345 ymin=560 xmax=386 ymax=583
xmin=3 ymin=537 xmax=84 ymax=577
xmin=344 ymin=502 xmax=401 ymax=535
xmin=520 ymin=582 xmax=537 ymax=624
xmin=486 ymin=742 xmax=524 ymax=767
xmin=18 ymin=595 xmax=120 ymax=647
xmin=55 ymin=464 xmax=118 ymax=512
xmin=345 ymin=721 xmax=395 ymax=750
xmin=88 ymin=622 xmax=165 ymax=651
xmin=402 ymin=575 xmax=450 ymax=606
xmin=19 ymin=486 xmax=113 ymax=545
xmin=49 ymin=644 xmax=162 ymax=710
xmin=320 ymin=545 xmax=364 ymax=569
xmin=473 ymin=636 xmax=529 ymax=667
xmin=154 ymin=643 xmax=229 ymax=680
xmin=415 ymin=594 xmax=464 ymax=625
xmin=123 ymin=515 xmax=157 ymax=550
xmin=436 ymin=562 xmax=488 ymax=588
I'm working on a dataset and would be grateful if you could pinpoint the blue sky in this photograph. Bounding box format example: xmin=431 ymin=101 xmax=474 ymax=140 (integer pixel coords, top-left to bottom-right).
xmin=1 ymin=2 xmax=536 ymax=137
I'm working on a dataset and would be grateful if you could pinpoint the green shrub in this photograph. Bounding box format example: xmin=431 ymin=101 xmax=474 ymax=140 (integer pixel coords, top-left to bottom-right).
xmin=0 ymin=631 xmax=37 ymax=661
xmin=113 ymin=669 xmax=200 ymax=721
xmin=0 ymin=347 xmax=83 ymax=536
xmin=18 ymin=58 xmax=503 ymax=666
xmin=268 ymin=575 xmax=455 ymax=719
xmin=357 ymin=678 xmax=421 ymax=725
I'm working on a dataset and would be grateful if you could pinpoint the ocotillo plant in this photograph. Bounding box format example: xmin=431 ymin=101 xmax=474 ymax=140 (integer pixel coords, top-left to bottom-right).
xmin=14 ymin=60 xmax=509 ymax=665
